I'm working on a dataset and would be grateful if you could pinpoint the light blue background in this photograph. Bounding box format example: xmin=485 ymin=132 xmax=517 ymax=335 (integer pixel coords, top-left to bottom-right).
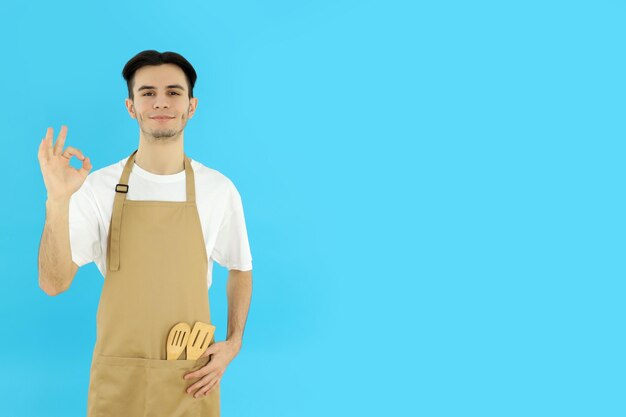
xmin=1 ymin=0 xmax=624 ymax=415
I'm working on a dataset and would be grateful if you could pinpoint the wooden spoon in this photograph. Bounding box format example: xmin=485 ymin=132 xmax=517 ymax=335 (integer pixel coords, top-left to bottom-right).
xmin=166 ymin=322 xmax=192 ymax=360
xmin=187 ymin=321 xmax=216 ymax=360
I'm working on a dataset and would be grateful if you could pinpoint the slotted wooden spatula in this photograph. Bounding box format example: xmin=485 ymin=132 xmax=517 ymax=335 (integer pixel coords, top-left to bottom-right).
xmin=166 ymin=322 xmax=192 ymax=360
xmin=187 ymin=321 xmax=216 ymax=360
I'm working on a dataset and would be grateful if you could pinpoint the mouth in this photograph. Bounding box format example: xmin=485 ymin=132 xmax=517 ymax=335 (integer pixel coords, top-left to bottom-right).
xmin=150 ymin=116 xmax=175 ymax=122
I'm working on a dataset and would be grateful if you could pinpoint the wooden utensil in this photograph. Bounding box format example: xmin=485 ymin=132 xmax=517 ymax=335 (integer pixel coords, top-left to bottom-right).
xmin=166 ymin=322 xmax=192 ymax=360
xmin=187 ymin=321 xmax=216 ymax=360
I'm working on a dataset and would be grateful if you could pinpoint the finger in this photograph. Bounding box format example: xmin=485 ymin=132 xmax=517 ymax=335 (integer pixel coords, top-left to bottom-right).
xmin=43 ymin=127 xmax=53 ymax=158
xmin=38 ymin=135 xmax=48 ymax=161
xmin=78 ymin=156 xmax=92 ymax=177
xmin=202 ymin=379 xmax=220 ymax=397
xmin=53 ymin=125 xmax=68 ymax=156
xmin=61 ymin=146 xmax=85 ymax=160
xmin=201 ymin=344 xmax=218 ymax=357
xmin=184 ymin=364 xmax=212 ymax=380
xmin=196 ymin=378 xmax=220 ymax=398
xmin=206 ymin=380 xmax=220 ymax=396
xmin=192 ymin=361 xmax=217 ymax=378
xmin=192 ymin=375 xmax=218 ymax=398
xmin=187 ymin=370 xmax=218 ymax=396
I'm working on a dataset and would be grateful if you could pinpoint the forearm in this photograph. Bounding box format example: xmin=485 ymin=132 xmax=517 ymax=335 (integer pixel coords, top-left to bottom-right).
xmin=225 ymin=269 xmax=252 ymax=350
xmin=38 ymin=198 xmax=74 ymax=295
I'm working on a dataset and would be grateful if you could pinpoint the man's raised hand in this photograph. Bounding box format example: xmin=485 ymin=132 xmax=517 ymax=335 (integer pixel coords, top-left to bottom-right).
xmin=37 ymin=125 xmax=92 ymax=201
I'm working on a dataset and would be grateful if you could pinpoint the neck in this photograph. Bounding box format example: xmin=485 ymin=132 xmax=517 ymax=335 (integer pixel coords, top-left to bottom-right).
xmin=135 ymin=131 xmax=185 ymax=175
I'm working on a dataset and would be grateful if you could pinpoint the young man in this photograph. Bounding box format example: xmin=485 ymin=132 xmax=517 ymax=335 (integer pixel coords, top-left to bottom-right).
xmin=37 ymin=50 xmax=253 ymax=417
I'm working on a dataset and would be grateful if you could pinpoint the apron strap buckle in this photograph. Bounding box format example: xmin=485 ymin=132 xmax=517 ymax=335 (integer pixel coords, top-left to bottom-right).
xmin=115 ymin=184 xmax=129 ymax=193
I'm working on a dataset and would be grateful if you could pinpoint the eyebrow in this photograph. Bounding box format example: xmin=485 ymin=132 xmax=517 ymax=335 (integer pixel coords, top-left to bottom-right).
xmin=137 ymin=84 xmax=185 ymax=92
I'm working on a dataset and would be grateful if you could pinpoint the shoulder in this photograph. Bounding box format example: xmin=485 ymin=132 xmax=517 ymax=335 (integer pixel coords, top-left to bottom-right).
xmin=189 ymin=158 xmax=240 ymax=196
xmin=81 ymin=156 xmax=127 ymax=194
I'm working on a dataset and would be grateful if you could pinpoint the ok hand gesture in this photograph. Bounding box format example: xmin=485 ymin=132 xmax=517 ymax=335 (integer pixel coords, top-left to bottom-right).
xmin=37 ymin=125 xmax=92 ymax=201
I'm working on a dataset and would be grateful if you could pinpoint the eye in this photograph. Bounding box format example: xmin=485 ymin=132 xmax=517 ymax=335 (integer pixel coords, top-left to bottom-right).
xmin=141 ymin=91 xmax=179 ymax=96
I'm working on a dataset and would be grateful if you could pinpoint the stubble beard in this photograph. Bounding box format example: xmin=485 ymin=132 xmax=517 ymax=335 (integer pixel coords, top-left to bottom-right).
xmin=139 ymin=113 xmax=189 ymax=143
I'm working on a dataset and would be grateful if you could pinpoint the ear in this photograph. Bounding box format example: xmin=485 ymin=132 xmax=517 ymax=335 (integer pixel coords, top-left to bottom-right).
xmin=125 ymin=98 xmax=136 ymax=119
xmin=188 ymin=97 xmax=198 ymax=118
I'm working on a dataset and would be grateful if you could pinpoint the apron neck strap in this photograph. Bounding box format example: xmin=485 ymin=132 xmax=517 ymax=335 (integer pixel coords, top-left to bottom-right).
xmin=116 ymin=149 xmax=196 ymax=202
xmin=108 ymin=149 xmax=196 ymax=271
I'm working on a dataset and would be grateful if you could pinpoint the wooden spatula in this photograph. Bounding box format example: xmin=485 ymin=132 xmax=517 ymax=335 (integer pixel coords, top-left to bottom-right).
xmin=187 ymin=321 xmax=216 ymax=360
xmin=166 ymin=322 xmax=192 ymax=360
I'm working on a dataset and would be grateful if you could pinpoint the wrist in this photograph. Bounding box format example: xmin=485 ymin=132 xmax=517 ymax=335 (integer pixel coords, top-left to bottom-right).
xmin=226 ymin=337 xmax=242 ymax=352
xmin=46 ymin=196 xmax=71 ymax=208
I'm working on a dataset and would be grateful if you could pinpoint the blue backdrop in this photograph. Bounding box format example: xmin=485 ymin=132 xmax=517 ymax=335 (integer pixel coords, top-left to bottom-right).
xmin=1 ymin=0 xmax=624 ymax=416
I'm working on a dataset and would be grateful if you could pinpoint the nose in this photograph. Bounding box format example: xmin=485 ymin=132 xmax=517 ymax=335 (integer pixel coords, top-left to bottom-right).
xmin=153 ymin=94 xmax=170 ymax=109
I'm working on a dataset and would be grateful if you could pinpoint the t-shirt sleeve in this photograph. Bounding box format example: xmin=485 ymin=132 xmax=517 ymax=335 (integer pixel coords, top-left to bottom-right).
xmin=68 ymin=179 xmax=101 ymax=267
xmin=210 ymin=180 xmax=253 ymax=271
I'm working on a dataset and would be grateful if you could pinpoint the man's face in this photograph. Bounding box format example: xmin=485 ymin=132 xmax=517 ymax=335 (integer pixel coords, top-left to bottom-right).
xmin=125 ymin=63 xmax=198 ymax=141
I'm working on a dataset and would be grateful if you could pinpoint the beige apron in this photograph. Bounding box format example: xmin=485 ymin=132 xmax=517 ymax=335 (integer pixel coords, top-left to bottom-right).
xmin=86 ymin=149 xmax=220 ymax=417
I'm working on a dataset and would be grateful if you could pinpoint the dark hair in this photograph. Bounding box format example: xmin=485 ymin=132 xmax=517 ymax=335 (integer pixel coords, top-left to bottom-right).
xmin=122 ymin=50 xmax=197 ymax=100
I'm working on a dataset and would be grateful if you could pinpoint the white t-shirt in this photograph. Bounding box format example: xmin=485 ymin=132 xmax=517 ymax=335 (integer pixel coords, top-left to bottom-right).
xmin=69 ymin=155 xmax=253 ymax=289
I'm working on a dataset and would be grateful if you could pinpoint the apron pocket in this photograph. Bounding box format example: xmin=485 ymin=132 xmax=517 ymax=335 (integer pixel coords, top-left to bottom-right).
xmin=93 ymin=355 xmax=149 ymax=417
xmin=145 ymin=358 xmax=206 ymax=417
